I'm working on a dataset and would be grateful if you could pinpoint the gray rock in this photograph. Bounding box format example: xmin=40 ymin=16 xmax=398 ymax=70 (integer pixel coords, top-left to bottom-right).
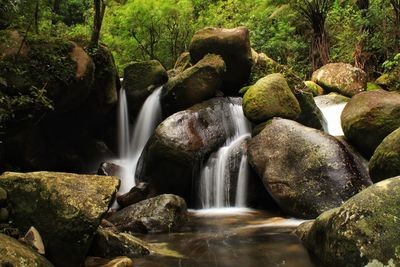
xmin=108 ymin=194 xmax=187 ymax=233
xmin=248 ymin=118 xmax=372 ymax=218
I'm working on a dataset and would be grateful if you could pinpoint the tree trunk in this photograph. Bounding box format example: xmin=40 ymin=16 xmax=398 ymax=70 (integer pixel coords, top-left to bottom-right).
xmin=391 ymin=0 xmax=400 ymax=51
xmin=90 ymin=0 xmax=106 ymax=49
xmin=354 ymin=0 xmax=370 ymax=69
xmin=51 ymin=0 xmax=62 ymax=25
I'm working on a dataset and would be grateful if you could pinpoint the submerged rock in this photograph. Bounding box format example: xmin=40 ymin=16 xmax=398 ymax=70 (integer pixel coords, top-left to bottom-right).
xmin=248 ymin=118 xmax=372 ymax=218
xmin=189 ymin=27 xmax=252 ymax=94
xmin=369 ymin=128 xmax=400 ymax=182
xmin=0 ymin=172 xmax=119 ymax=267
xmin=297 ymin=176 xmax=400 ymax=267
xmin=162 ymin=54 xmax=226 ymax=115
xmin=123 ymin=60 xmax=168 ymax=116
xmin=136 ymin=97 xmax=240 ymax=204
xmin=0 ymin=233 xmax=54 ymax=267
xmin=311 ymin=63 xmax=367 ymax=97
xmin=90 ymin=227 xmax=150 ymax=258
xmin=108 ymin=194 xmax=187 ymax=233
xmin=341 ymin=90 xmax=400 ymax=157
xmin=243 ymin=73 xmax=301 ymax=123
xmin=85 ymin=256 xmax=133 ymax=267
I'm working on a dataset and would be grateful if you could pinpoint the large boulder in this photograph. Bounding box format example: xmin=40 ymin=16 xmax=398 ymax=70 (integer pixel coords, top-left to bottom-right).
xmin=369 ymin=127 xmax=400 ymax=182
xmin=297 ymin=176 xmax=400 ymax=267
xmin=108 ymin=194 xmax=187 ymax=233
xmin=122 ymin=60 xmax=168 ymax=116
xmin=189 ymin=27 xmax=252 ymax=94
xmin=311 ymin=63 xmax=367 ymax=97
xmin=161 ymin=54 xmax=226 ymax=115
xmin=341 ymin=90 xmax=400 ymax=157
xmin=0 ymin=233 xmax=54 ymax=267
xmin=0 ymin=172 xmax=119 ymax=267
xmin=136 ymin=97 xmax=240 ymax=204
xmin=248 ymin=118 xmax=372 ymax=218
xmin=243 ymin=73 xmax=301 ymax=123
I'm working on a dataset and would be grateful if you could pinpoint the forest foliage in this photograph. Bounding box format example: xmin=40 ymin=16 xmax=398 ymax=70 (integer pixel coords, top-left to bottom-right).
xmin=0 ymin=0 xmax=399 ymax=78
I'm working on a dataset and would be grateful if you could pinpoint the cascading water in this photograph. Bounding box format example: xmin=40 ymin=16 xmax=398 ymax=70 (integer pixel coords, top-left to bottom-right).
xmin=199 ymin=103 xmax=252 ymax=208
xmin=314 ymin=95 xmax=347 ymax=136
xmin=116 ymin=86 xmax=163 ymax=195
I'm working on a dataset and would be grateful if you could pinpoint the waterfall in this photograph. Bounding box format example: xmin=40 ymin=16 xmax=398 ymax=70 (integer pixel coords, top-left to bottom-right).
xmin=314 ymin=96 xmax=347 ymax=136
xmin=116 ymin=86 xmax=162 ymax=195
xmin=200 ymin=103 xmax=251 ymax=208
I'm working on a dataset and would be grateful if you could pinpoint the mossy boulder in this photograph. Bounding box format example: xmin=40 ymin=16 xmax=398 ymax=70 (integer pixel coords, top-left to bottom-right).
xmin=174 ymin=52 xmax=192 ymax=74
xmin=248 ymin=118 xmax=372 ymax=219
xmin=341 ymin=90 xmax=400 ymax=157
xmin=123 ymin=60 xmax=168 ymax=116
xmin=136 ymin=97 xmax=241 ymax=204
xmin=0 ymin=172 xmax=119 ymax=267
xmin=304 ymin=81 xmax=324 ymax=96
xmin=367 ymin=82 xmax=382 ymax=91
xmin=0 ymin=233 xmax=54 ymax=267
xmin=161 ymin=54 xmax=226 ymax=115
xmin=311 ymin=63 xmax=367 ymax=97
xmin=108 ymin=194 xmax=187 ymax=233
xmin=294 ymin=90 xmax=325 ymax=130
xmin=243 ymin=73 xmax=301 ymax=123
xmin=0 ymin=186 xmax=6 ymax=207
xmin=249 ymin=52 xmax=303 ymax=90
xmin=369 ymin=128 xmax=400 ymax=182
xmin=376 ymin=67 xmax=400 ymax=92
xmin=297 ymin=176 xmax=400 ymax=267
xmin=90 ymin=227 xmax=150 ymax=258
xmin=189 ymin=27 xmax=252 ymax=94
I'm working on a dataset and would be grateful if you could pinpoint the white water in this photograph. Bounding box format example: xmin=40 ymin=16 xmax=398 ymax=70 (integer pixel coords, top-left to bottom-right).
xmin=116 ymin=86 xmax=163 ymax=195
xmin=314 ymin=96 xmax=347 ymax=136
xmin=200 ymin=103 xmax=251 ymax=208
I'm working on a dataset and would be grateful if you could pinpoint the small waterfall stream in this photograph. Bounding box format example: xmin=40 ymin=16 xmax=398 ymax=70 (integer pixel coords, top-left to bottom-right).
xmin=116 ymin=86 xmax=162 ymax=195
xmin=200 ymin=103 xmax=252 ymax=208
xmin=314 ymin=96 xmax=347 ymax=136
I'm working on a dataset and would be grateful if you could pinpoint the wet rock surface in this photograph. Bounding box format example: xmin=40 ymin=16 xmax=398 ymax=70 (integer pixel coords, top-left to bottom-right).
xmin=108 ymin=194 xmax=187 ymax=233
xmin=248 ymin=118 xmax=372 ymax=218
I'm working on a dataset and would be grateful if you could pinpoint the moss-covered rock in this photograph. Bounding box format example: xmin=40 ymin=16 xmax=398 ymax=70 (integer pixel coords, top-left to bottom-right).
xmin=123 ymin=60 xmax=168 ymax=116
xmin=161 ymin=54 xmax=226 ymax=115
xmin=312 ymin=63 xmax=367 ymax=97
xmin=341 ymin=90 xmax=400 ymax=157
xmin=0 ymin=172 xmax=119 ymax=267
xmin=174 ymin=52 xmax=192 ymax=74
xmin=189 ymin=27 xmax=252 ymax=94
xmin=90 ymin=227 xmax=150 ymax=258
xmin=0 ymin=233 xmax=54 ymax=267
xmin=249 ymin=52 xmax=304 ymax=90
xmin=294 ymin=90 xmax=325 ymax=130
xmin=297 ymin=176 xmax=400 ymax=267
xmin=243 ymin=73 xmax=301 ymax=123
xmin=369 ymin=128 xmax=400 ymax=182
xmin=376 ymin=68 xmax=400 ymax=92
xmin=108 ymin=194 xmax=187 ymax=233
xmin=0 ymin=186 xmax=6 ymax=207
xmin=304 ymin=81 xmax=324 ymax=96
xmin=248 ymin=118 xmax=372 ymax=219
xmin=85 ymin=256 xmax=133 ymax=267
xmin=136 ymin=97 xmax=240 ymax=204
xmin=367 ymin=82 xmax=383 ymax=91
xmin=0 ymin=207 xmax=9 ymax=223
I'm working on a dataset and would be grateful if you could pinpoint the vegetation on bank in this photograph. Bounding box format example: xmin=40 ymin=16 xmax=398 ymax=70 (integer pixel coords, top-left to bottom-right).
xmin=0 ymin=0 xmax=399 ymax=77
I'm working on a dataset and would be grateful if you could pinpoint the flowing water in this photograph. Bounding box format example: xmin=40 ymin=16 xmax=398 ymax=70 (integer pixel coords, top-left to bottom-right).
xmin=199 ymin=103 xmax=252 ymax=208
xmin=116 ymin=86 xmax=163 ymax=195
xmin=133 ymin=209 xmax=318 ymax=267
xmin=314 ymin=96 xmax=347 ymax=136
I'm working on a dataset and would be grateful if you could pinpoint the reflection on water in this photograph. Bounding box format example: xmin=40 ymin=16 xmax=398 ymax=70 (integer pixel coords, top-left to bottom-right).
xmin=133 ymin=208 xmax=320 ymax=267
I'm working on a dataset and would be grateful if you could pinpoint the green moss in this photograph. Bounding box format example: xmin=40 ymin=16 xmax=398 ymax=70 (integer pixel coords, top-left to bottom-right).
xmin=0 ymin=33 xmax=77 ymax=126
xmin=304 ymin=81 xmax=324 ymax=96
xmin=367 ymin=82 xmax=383 ymax=91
